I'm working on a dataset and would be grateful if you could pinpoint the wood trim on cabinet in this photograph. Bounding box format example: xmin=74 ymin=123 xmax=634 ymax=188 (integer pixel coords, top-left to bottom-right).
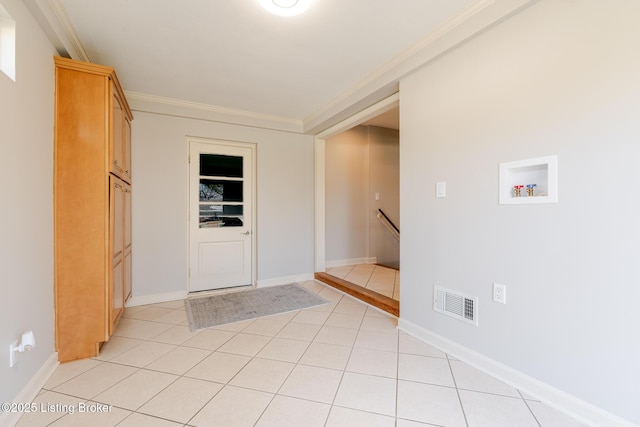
xmin=54 ymin=57 xmax=133 ymax=120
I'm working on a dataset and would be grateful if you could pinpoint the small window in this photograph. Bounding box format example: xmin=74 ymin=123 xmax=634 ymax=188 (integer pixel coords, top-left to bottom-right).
xmin=198 ymin=154 xmax=245 ymax=228
xmin=0 ymin=3 xmax=16 ymax=81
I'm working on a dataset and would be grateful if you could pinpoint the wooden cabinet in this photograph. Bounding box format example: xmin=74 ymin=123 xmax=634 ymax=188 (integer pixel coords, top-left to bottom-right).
xmin=124 ymin=184 xmax=132 ymax=301
xmin=54 ymin=56 xmax=133 ymax=362
xmin=109 ymin=176 xmax=126 ymax=335
xmin=110 ymin=86 xmax=132 ymax=181
xmin=109 ymin=176 xmax=132 ymax=334
xmin=124 ymin=114 xmax=132 ymax=182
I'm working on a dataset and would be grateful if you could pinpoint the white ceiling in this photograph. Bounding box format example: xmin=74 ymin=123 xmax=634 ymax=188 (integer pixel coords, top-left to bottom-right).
xmin=27 ymin=0 xmax=532 ymax=133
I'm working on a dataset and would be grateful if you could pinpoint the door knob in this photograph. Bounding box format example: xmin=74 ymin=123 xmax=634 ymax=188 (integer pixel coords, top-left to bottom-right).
xmin=241 ymin=230 xmax=251 ymax=235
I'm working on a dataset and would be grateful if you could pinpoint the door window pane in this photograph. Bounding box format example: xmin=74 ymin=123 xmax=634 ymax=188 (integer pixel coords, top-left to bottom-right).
xmin=199 ymin=204 xmax=244 ymax=227
xmin=200 ymin=154 xmax=243 ymax=178
xmin=198 ymin=153 xmax=244 ymax=228
xmin=199 ymin=179 xmax=243 ymax=202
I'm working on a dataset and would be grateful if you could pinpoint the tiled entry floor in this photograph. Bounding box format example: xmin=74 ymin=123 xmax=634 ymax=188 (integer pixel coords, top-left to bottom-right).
xmin=326 ymin=264 xmax=400 ymax=301
xmin=17 ymin=281 xmax=585 ymax=426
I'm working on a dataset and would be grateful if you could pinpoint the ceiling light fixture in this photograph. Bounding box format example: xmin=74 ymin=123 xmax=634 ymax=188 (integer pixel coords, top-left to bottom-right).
xmin=259 ymin=0 xmax=312 ymax=16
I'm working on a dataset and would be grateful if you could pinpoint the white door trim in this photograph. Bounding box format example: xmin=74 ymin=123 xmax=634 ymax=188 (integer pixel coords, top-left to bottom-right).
xmin=314 ymin=93 xmax=399 ymax=273
xmin=186 ymin=136 xmax=257 ymax=292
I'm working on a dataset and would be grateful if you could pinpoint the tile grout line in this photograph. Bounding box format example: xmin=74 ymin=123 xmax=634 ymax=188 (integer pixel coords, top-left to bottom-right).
xmin=447 ymin=353 xmax=470 ymax=427
xmin=249 ymin=281 xmax=343 ymax=426
xmin=185 ymin=280 xmax=344 ymax=425
xmin=90 ymin=360 xmax=181 ymax=421
xmin=153 ymin=324 xmax=248 ymax=425
xmin=323 ymin=287 xmax=367 ymax=427
xmin=519 ymin=389 xmax=543 ymax=427
xmin=49 ymin=361 xmax=147 ymax=424
xmin=133 ymin=302 xmax=275 ymax=425
xmin=55 ymin=295 xmax=262 ymax=424
xmin=114 ymin=303 xmax=241 ymax=426
xmin=41 ymin=281 xmax=398 ymax=426
xmin=181 ymin=311 xmax=281 ymax=426
xmin=33 ymin=280 xmax=581 ymax=427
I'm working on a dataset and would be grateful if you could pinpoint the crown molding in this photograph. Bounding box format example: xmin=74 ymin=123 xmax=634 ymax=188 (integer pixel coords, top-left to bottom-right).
xmin=125 ymin=92 xmax=304 ymax=133
xmin=24 ymin=0 xmax=90 ymax=61
xmin=47 ymin=0 xmax=90 ymax=60
xmin=29 ymin=0 xmax=537 ymax=135
xmin=303 ymin=0 xmax=538 ymax=134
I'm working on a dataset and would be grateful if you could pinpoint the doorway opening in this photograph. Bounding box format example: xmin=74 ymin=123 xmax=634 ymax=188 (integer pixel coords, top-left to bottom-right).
xmin=314 ymin=94 xmax=400 ymax=315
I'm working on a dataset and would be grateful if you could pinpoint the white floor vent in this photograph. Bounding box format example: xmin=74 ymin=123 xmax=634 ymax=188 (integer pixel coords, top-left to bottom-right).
xmin=434 ymin=286 xmax=478 ymax=326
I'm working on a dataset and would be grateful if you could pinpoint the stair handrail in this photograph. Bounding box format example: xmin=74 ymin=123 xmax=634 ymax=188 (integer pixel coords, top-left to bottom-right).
xmin=377 ymin=209 xmax=399 ymax=241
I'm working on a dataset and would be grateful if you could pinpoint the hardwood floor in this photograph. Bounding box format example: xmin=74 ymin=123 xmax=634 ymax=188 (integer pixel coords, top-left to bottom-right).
xmin=314 ymin=271 xmax=399 ymax=317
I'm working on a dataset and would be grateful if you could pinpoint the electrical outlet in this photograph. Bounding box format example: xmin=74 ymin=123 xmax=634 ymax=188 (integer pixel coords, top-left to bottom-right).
xmin=493 ymin=283 xmax=506 ymax=304
xmin=9 ymin=340 xmax=18 ymax=367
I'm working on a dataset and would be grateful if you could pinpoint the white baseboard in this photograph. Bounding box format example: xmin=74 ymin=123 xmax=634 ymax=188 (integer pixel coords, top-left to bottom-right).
xmin=126 ymin=277 xmax=322 ymax=302
xmin=257 ymin=273 xmax=315 ymax=288
xmin=1 ymin=352 xmax=59 ymax=427
xmin=126 ymin=290 xmax=188 ymax=307
xmin=397 ymin=318 xmax=636 ymax=427
xmin=325 ymin=257 xmax=377 ymax=269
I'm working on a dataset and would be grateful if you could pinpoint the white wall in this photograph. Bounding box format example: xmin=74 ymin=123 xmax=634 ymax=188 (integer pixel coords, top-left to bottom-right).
xmin=0 ymin=0 xmax=56 ymax=404
xmin=131 ymin=111 xmax=315 ymax=298
xmin=399 ymin=0 xmax=640 ymax=424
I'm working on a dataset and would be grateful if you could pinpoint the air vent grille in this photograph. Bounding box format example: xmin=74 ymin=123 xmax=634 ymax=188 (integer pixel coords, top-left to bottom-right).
xmin=434 ymin=286 xmax=478 ymax=326
xmin=464 ymin=298 xmax=474 ymax=320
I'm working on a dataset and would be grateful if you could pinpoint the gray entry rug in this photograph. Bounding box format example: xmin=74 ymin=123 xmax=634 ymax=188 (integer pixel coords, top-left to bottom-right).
xmin=185 ymin=283 xmax=329 ymax=331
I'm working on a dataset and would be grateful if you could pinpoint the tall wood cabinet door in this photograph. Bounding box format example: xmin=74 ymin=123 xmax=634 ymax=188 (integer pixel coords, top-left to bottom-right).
xmin=124 ymin=251 xmax=132 ymax=302
xmin=124 ymin=184 xmax=132 ymax=301
xmin=124 ymin=118 xmax=132 ymax=182
xmin=110 ymin=84 xmax=125 ymax=179
xmin=110 ymin=176 xmax=125 ymax=335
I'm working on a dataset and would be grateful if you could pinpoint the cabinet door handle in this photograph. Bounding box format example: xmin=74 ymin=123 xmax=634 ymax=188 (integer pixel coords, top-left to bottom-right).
xmin=113 ymin=160 xmax=118 ymax=166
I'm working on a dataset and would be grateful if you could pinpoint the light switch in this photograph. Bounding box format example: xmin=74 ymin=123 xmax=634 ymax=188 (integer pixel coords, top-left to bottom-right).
xmin=436 ymin=181 xmax=446 ymax=198
xmin=375 ymin=192 xmax=380 ymax=201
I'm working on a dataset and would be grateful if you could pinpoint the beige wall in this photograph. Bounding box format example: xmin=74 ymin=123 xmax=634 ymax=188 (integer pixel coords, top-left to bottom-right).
xmin=325 ymin=125 xmax=399 ymax=267
xmin=399 ymin=0 xmax=640 ymax=424
xmin=325 ymin=126 xmax=369 ymax=264
xmin=368 ymin=126 xmax=399 ymax=268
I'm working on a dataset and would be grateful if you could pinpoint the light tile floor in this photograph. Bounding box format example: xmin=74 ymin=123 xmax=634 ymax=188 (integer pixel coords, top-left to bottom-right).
xmin=326 ymin=264 xmax=400 ymax=301
xmin=17 ymin=280 xmax=586 ymax=427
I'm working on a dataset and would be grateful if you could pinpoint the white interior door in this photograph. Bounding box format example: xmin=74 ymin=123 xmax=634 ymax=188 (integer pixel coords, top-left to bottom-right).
xmin=189 ymin=141 xmax=254 ymax=292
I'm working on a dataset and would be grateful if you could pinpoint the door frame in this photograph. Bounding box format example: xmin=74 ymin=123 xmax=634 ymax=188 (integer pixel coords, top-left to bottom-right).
xmin=314 ymin=93 xmax=399 ymax=273
xmin=186 ymin=136 xmax=257 ymax=292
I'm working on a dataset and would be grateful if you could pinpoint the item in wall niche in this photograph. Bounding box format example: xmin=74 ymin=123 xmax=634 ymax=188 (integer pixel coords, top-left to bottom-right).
xmin=513 ymin=185 xmax=524 ymax=197
xmin=526 ymin=184 xmax=537 ymax=197
xmin=499 ymin=155 xmax=557 ymax=205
